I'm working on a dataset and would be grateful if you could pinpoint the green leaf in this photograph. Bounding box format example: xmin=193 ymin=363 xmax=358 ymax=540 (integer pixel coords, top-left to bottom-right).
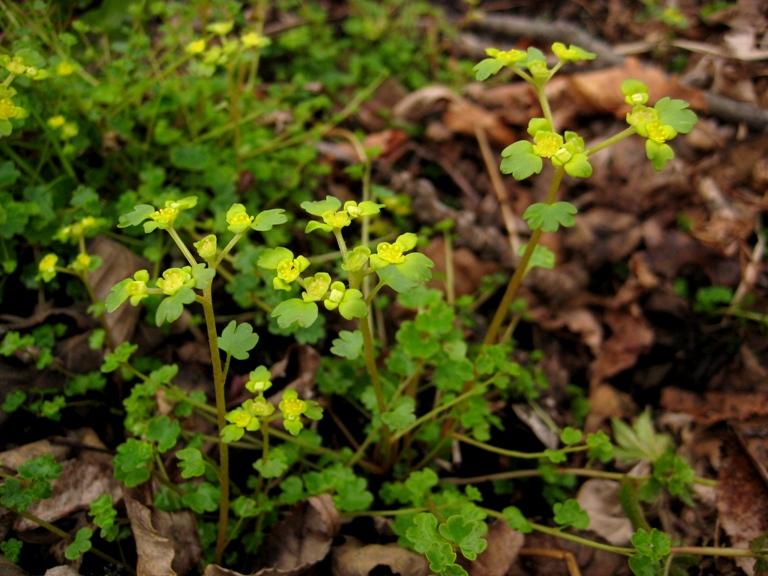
xmin=182 ymin=481 xmax=220 ymax=513
xmin=404 ymin=468 xmax=439 ymax=506
xmin=0 ymin=161 xmax=21 ymax=187
xmin=169 ymin=144 xmax=212 ymax=171
xmin=405 ymin=512 xmax=441 ymax=553
xmin=553 ymin=499 xmax=590 ymax=529
xmin=254 ymin=448 xmax=289 ymax=479
xmin=645 ymin=140 xmax=675 ymax=172
xmin=257 ymin=247 xmax=294 ymax=269
xmin=189 ymin=263 xmax=215 ymax=289
xmin=612 ymin=409 xmax=671 ymax=463
xmin=146 ymin=415 xmax=181 ymax=453
xmin=65 ymin=527 xmax=92 ymax=560
xmin=220 ymin=424 xmax=245 ymax=443
xmin=397 ymin=252 xmax=434 ymax=283
xmin=334 ymin=477 xmax=374 ymax=511
xmin=330 ymin=330 xmax=363 ymax=359
xmin=396 ymin=321 xmax=441 ymax=359
xmin=113 ymin=438 xmax=154 ymax=487
xmin=101 ymin=342 xmax=137 ymax=373
xmin=0 ymin=477 xmax=37 ymax=511
xmin=381 ymin=396 xmax=416 ymax=431
xmin=426 ymin=540 xmax=457 ymax=573
xmin=560 ymin=427 xmax=583 ymax=445
xmin=18 ymin=454 xmax=62 ymax=480
xmin=0 ymin=538 xmax=22 ymax=563
xmin=502 ymin=506 xmax=532 ymax=533
xmin=2 ymin=390 xmax=26 ymax=413
xmin=520 ymin=243 xmax=556 ymax=272
xmin=176 ymin=447 xmax=205 ymax=478
xmin=231 ymin=496 xmax=264 ymax=518
xmin=301 ymin=196 xmax=341 ymax=216
xmin=473 ymin=58 xmax=505 ymax=81
xmin=654 ymin=97 xmax=697 ymax=134
xmin=563 ymin=153 xmax=593 ymax=178
xmin=218 ymin=320 xmax=259 ymax=360
xmin=376 ymin=263 xmax=420 ymax=293
xmin=523 ymin=202 xmax=578 ymax=232
xmin=631 ymin=528 xmax=671 ymax=562
xmin=117 ymin=204 xmax=155 ymax=228
xmin=271 ymin=298 xmax=318 ymax=329
xmin=155 ymin=287 xmax=196 ymax=326
xmin=544 ymin=449 xmax=568 ymax=463
xmin=252 ymin=208 xmax=287 ymax=231
xmin=439 ymin=515 xmax=488 ymax=560
xmin=586 ymin=430 xmax=614 ymax=462
xmin=442 ymin=564 xmax=469 ymax=576
xmin=500 ymin=140 xmax=543 ymax=180
xmin=628 ymin=553 xmax=657 ymax=576
xmin=89 ymin=494 xmax=118 ymax=541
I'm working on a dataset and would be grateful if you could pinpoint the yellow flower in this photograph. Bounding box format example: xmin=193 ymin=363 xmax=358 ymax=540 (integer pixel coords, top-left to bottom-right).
xmin=0 ymin=98 xmax=17 ymax=121
xmin=48 ymin=115 xmax=66 ymax=129
xmin=276 ymin=259 xmax=302 ymax=283
xmin=151 ymin=206 xmax=179 ymax=228
xmin=376 ymin=242 xmax=405 ymax=265
xmin=279 ymin=390 xmax=306 ymax=421
xmin=38 ymin=254 xmax=58 ymax=282
xmin=322 ymin=210 xmax=351 ymax=229
xmin=71 ymin=253 xmax=92 ymax=272
xmin=156 ymin=268 xmax=191 ymax=296
xmin=241 ymin=32 xmax=270 ymax=48
xmin=61 ymin=122 xmax=79 ymax=139
xmin=56 ymin=61 xmax=75 ymax=76
xmin=194 ymin=235 xmax=217 ymax=260
xmin=185 ymin=39 xmax=206 ymax=54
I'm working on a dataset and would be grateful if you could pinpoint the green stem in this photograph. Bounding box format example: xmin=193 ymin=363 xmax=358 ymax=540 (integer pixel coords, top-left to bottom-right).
xmin=15 ymin=509 xmax=135 ymax=574
xmin=390 ymin=385 xmax=488 ymax=443
xmin=200 ymin=285 xmax=230 ymax=565
xmin=483 ymin=167 xmax=565 ymax=346
xmin=585 ymin=126 xmax=637 ymax=156
xmin=167 ymin=227 xmax=198 ymax=267
xmin=452 ymin=432 xmax=586 ymax=459
xmin=358 ymin=316 xmax=391 ymax=463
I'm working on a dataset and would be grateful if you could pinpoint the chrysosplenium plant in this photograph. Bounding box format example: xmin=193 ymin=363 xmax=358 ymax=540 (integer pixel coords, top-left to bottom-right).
xmin=102 ymin=193 xmax=434 ymax=564
xmin=474 ymin=43 xmax=698 ymax=346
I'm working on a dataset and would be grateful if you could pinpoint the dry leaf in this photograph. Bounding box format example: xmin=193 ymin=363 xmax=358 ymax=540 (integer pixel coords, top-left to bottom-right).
xmin=331 ymin=536 xmax=429 ymax=576
xmin=124 ymin=491 xmax=178 ymax=576
xmin=16 ymin=460 xmax=122 ymax=531
xmin=44 ymin=567 xmax=82 ymax=576
xmin=0 ymin=440 xmax=70 ymax=472
xmin=151 ymin=508 xmax=203 ymax=576
xmin=88 ymin=235 xmax=150 ymax=346
xmin=717 ymin=437 xmax=768 ymax=575
xmin=576 ymin=480 xmax=633 ymax=546
xmin=590 ymin=306 xmax=654 ymax=388
xmin=253 ymin=494 xmax=340 ymax=575
xmin=457 ymin=520 xmax=524 ymax=576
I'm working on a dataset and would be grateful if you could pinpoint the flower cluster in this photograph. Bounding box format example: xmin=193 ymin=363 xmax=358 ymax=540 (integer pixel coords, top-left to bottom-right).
xmin=156 ymin=267 xmax=195 ymax=296
xmin=622 ymin=79 xmax=697 ymax=171
xmin=185 ymin=22 xmax=271 ymax=77
xmin=302 ymin=196 xmax=383 ymax=234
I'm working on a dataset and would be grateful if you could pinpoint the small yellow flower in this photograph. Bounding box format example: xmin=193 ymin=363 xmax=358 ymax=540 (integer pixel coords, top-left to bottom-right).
xmin=532 ymin=132 xmax=563 ymax=158
xmin=71 ymin=253 xmax=92 ymax=272
xmin=156 ymin=268 xmax=191 ymax=296
xmin=48 ymin=115 xmax=66 ymax=129
xmin=246 ymin=397 xmax=274 ymax=418
xmin=322 ymin=210 xmax=350 ymax=229
xmin=207 ymin=21 xmax=234 ymax=36
xmin=377 ymin=242 xmax=405 ymax=265
xmin=185 ymin=39 xmax=207 ymax=54
xmin=194 ymin=235 xmax=217 ymax=260
xmin=61 ymin=122 xmax=79 ymax=139
xmin=280 ymin=393 xmax=306 ymax=421
xmin=56 ymin=61 xmax=75 ymax=76
xmin=5 ymin=57 xmax=26 ymax=75
xmin=276 ymin=259 xmax=302 ymax=283
xmin=241 ymin=32 xmax=270 ymax=48
xmin=0 ymin=98 xmax=17 ymax=121
xmin=151 ymin=207 xmax=179 ymax=228
xmin=39 ymin=254 xmax=58 ymax=282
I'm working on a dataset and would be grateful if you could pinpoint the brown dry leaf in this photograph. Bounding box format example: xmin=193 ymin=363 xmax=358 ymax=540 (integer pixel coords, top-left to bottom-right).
xmin=457 ymin=520 xmax=524 ymax=576
xmin=44 ymin=567 xmax=82 ymax=576
xmin=442 ymin=98 xmax=516 ymax=146
xmin=586 ymin=384 xmax=636 ymax=433
xmin=331 ymin=536 xmax=429 ymax=576
xmin=15 ymin=459 xmax=121 ymax=531
xmin=151 ymin=508 xmax=203 ymax=576
xmin=576 ymin=480 xmax=633 ymax=546
xmin=124 ymin=491 xmax=178 ymax=576
xmin=536 ymin=308 xmax=603 ymax=356
xmin=88 ymin=235 xmax=150 ymax=346
xmin=716 ymin=436 xmax=768 ymax=575
xmin=661 ymin=388 xmax=768 ymax=424
xmin=590 ymin=306 xmax=654 ymax=388
xmin=253 ymin=494 xmax=340 ymax=575
xmin=1 ymin=557 xmax=28 ymax=576
xmin=0 ymin=440 xmax=70 ymax=472
xmin=567 ymin=57 xmax=706 ymax=117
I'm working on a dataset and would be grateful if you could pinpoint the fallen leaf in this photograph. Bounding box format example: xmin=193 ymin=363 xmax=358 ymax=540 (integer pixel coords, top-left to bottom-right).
xmin=124 ymin=490 xmax=178 ymax=576
xmin=457 ymin=519 xmax=524 ymax=576
xmin=88 ymin=235 xmax=150 ymax=346
xmin=716 ymin=435 xmax=768 ymax=575
xmin=253 ymin=494 xmax=340 ymax=575
xmin=331 ymin=535 xmax=429 ymax=576
xmin=43 ymin=567 xmax=82 ymax=576
xmin=0 ymin=440 xmax=70 ymax=472
xmin=661 ymin=388 xmax=768 ymax=425
xmin=576 ymin=479 xmax=633 ymax=546
xmin=590 ymin=306 xmax=654 ymax=388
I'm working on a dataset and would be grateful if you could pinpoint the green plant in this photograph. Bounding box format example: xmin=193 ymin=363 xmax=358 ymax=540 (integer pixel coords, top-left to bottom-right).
xmin=1 ymin=3 xmax=765 ymax=575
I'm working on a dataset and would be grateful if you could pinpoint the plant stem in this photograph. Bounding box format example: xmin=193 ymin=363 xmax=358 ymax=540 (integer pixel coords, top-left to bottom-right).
xmin=200 ymin=285 xmax=230 ymax=565
xmin=358 ymin=315 xmax=391 ymax=464
xmin=483 ymin=166 xmax=565 ymax=346
xmin=585 ymin=126 xmax=637 ymax=156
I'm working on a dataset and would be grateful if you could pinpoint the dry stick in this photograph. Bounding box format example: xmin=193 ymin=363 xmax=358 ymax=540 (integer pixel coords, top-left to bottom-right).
xmin=732 ymin=228 xmax=766 ymax=308
xmin=520 ymin=548 xmax=582 ymax=576
xmin=474 ymin=125 xmax=522 ymax=257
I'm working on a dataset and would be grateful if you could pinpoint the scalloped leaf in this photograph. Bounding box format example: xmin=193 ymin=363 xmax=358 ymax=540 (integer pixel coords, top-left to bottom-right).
xmin=300 ymin=196 xmax=341 ymax=216
xmin=654 ymin=97 xmax=697 ymax=134
xmin=271 ymin=298 xmax=318 ymax=328
xmin=522 ymin=202 xmax=578 ymax=232
xmin=500 ymin=141 xmax=543 ymax=180
xmin=252 ymin=208 xmax=287 ymax=231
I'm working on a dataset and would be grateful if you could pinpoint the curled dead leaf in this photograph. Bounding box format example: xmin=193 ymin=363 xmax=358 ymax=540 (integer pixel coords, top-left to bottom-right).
xmin=331 ymin=536 xmax=429 ymax=576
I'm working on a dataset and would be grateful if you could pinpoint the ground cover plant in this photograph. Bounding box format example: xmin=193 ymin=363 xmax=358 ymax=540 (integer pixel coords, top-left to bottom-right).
xmin=2 ymin=1 xmax=768 ymax=575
